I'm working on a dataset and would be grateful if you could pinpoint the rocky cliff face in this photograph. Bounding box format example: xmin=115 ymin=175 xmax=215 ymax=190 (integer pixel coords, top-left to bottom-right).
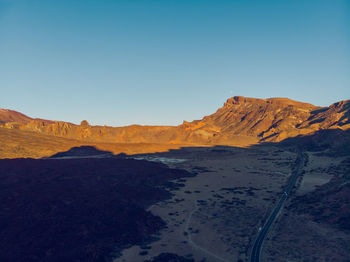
xmin=1 ymin=96 xmax=349 ymax=146
xmin=178 ymin=96 xmax=349 ymax=143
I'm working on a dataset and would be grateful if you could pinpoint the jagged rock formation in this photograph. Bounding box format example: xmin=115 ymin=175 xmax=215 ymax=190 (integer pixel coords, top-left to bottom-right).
xmin=183 ymin=96 xmax=350 ymax=143
xmin=1 ymin=96 xmax=349 ymax=157
xmin=179 ymin=96 xmax=319 ymax=143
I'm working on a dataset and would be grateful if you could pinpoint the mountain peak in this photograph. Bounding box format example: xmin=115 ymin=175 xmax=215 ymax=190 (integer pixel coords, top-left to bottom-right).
xmin=225 ymin=96 xmax=316 ymax=108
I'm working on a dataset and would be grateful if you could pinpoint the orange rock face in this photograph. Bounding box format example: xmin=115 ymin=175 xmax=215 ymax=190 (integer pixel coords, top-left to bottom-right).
xmin=179 ymin=96 xmax=349 ymax=143
xmin=0 ymin=96 xmax=349 ymax=158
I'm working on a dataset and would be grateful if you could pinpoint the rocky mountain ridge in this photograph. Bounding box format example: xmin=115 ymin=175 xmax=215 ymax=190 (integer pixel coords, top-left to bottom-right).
xmin=1 ymin=96 xmax=349 ymax=147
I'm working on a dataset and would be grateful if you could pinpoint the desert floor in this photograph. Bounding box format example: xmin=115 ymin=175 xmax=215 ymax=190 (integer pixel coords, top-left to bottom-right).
xmin=263 ymin=152 xmax=350 ymax=262
xmin=114 ymin=145 xmax=298 ymax=262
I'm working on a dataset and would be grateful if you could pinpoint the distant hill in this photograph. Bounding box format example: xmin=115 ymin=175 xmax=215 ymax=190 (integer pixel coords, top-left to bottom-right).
xmin=0 ymin=108 xmax=32 ymax=124
xmin=1 ymin=96 xmax=349 ymax=158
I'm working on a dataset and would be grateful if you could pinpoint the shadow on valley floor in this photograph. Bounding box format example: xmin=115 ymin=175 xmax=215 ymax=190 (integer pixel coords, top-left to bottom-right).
xmin=48 ymin=146 xmax=115 ymax=158
xmin=0 ymin=146 xmax=193 ymax=262
xmin=0 ymin=129 xmax=350 ymax=262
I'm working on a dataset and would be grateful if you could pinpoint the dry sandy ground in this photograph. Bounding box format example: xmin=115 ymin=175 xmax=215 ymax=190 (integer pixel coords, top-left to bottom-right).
xmin=296 ymin=153 xmax=344 ymax=196
xmin=0 ymin=127 xmax=186 ymax=159
xmin=113 ymin=145 xmax=297 ymax=262
xmin=263 ymin=212 xmax=350 ymax=262
xmin=263 ymin=152 xmax=350 ymax=262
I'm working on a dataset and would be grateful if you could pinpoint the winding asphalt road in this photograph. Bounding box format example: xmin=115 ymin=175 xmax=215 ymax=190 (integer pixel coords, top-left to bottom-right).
xmin=250 ymin=152 xmax=305 ymax=262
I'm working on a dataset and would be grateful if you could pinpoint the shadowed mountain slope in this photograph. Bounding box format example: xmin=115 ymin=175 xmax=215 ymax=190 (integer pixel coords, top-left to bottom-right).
xmin=279 ymin=128 xmax=350 ymax=155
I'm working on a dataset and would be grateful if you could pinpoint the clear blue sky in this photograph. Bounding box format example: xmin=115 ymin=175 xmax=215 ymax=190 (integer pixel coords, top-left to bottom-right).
xmin=1 ymin=0 xmax=349 ymax=126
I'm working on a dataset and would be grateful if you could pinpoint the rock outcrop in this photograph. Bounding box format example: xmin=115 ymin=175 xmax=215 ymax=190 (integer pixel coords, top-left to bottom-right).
xmin=177 ymin=96 xmax=349 ymax=144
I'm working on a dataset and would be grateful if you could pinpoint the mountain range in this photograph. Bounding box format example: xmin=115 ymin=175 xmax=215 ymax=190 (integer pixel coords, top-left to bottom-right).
xmin=1 ymin=96 xmax=349 ymax=158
